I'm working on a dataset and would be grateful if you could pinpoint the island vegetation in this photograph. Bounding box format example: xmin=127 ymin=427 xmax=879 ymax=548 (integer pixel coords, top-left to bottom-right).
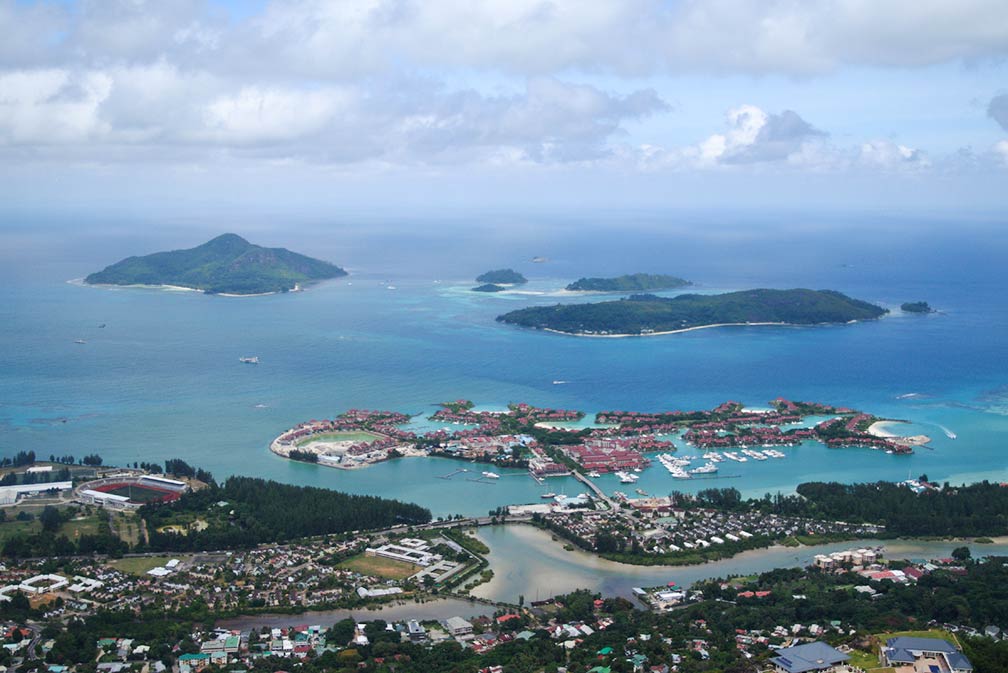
xmin=471 ymin=283 xmax=507 ymax=292
xmin=475 ymin=268 xmax=527 ymax=284
xmin=902 ymin=301 xmax=934 ymax=313
xmin=498 ymin=288 xmax=888 ymax=336
xmin=142 ymin=476 xmax=432 ymax=552
xmin=565 ymin=272 xmax=691 ymax=292
xmin=84 ymin=233 xmax=347 ymax=295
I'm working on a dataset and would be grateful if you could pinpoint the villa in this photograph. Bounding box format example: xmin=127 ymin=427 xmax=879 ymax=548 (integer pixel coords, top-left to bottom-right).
xmin=769 ymin=641 xmax=850 ymax=673
xmin=881 ymin=636 xmax=972 ymax=672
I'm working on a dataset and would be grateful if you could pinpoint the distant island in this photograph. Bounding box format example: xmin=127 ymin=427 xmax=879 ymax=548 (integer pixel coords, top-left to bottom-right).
xmin=497 ymin=288 xmax=888 ymax=336
xmin=476 ymin=268 xmax=527 ymax=284
xmin=84 ymin=233 xmax=346 ymax=295
xmin=472 ymin=283 xmax=507 ymax=293
xmin=566 ymin=273 xmax=691 ymax=292
xmin=901 ymin=301 xmax=934 ymax=313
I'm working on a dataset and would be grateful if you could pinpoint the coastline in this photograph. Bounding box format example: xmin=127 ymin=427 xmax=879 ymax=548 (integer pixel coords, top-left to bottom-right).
xmin=70 ymin=278 xmax=305 ymax=297
xmin=541 ymin=321 xmax=791 ymax=338
xmin=868 ymin=420 xmax=931 ymax=446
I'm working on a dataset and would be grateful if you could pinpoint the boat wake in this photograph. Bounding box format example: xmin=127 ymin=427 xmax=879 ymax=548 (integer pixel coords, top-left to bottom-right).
xmin=937 ymin=424 xmax=957 ymax=440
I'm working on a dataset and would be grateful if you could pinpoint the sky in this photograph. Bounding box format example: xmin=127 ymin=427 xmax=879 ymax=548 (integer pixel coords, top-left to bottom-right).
xmin=1 ymin=0 xmax=1007 ymax=217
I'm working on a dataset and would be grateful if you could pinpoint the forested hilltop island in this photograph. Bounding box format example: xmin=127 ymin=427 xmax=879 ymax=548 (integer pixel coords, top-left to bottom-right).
xmin=498 ymin=288 xmax=888 ymax=336
xmin=566 ymin=273 xmax=691 ymax=292
xmin=84 ymin=233 xmax=347 ymax=295
xmin=902 ymin=301 xmax=935 ymax=313
xmin=471 ymin=268 xmax=528 ymax=292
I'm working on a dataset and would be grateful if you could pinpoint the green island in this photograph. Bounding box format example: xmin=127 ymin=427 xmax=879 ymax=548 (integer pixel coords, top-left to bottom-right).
xmin=84 ymin=233 xmax=347 ymax=295
xmin=475 ymin=268 xmax=527 ymax=284
xmin=902 ymin=300 xmax=935 ymax=313
xmin=498 ymin=288 xmax=889 ymax=336
xmin=472 ymin=283 xmax=508 ymax=293
xmin=565 ymin=272 xmax=691 ymax=292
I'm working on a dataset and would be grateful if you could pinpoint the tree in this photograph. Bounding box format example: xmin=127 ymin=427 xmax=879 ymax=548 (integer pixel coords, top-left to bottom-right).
xmin=952 ymin=546 xmax=972 ymax=562
xmin=40 ymin=505 xmax=62 ymax=533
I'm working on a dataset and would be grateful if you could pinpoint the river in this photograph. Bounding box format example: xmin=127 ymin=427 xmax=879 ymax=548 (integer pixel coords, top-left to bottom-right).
xmin=470 ymin=524 xmax=1008 ymax=604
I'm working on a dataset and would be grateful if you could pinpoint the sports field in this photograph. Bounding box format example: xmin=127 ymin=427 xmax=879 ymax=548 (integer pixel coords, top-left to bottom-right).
xmin=97 ymin=483 xmax=174 ymax=503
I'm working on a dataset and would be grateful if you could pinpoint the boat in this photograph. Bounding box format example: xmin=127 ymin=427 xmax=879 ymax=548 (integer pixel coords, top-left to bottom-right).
xmin=481 ymin=471 xmax=500 ymax=479
xmin=541 ymin=492 xmax=557 ymax=498
xmin=239 ymin=356 xmax=260 ymax=364
xmin=552 ymin=380 xmax=568 ymax=385
xmin=616 ymin=471 xmax=638 ymax=484
xmin=587 ymin=471 xmax=601 ymax=478
xmin=635 ymin=488 xmax=647 ymax=495
xmin=690 ymin=461 xmax=718 ymax=475
xmin=74 ymin=339 xmax=86 ymax=344
xmin=940 ymin=425 xmax=957 ymax=440
xmin=98 ymin=324 xmax=106 ymax=328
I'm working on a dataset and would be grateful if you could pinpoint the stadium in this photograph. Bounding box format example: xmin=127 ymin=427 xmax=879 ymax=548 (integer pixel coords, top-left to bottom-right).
xmin=75 ymin=473 xmax=188 ymax=510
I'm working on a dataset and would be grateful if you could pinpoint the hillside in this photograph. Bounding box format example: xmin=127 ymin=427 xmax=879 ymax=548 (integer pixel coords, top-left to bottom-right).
xmin=498 ymin=288 xmax=888 ymax=336
xmin=84 ymin=233 xmax=347 ymax=294
xmin=566 ymin=273 xmax=691 ymax=292
xmin=476 ymin=268 xmax=527 ymax=284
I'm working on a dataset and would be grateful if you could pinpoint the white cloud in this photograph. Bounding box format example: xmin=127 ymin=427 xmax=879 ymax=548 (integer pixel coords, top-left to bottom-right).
xmin=995 ymin=140 xmax=1008 ymax=164
xmin=858 ymin=139 xmax=930 ymax=170
xmin=988 ymin=94 xmax=1008 ymax=132
xmin=690 ymin=105 xmax=827 ymax=165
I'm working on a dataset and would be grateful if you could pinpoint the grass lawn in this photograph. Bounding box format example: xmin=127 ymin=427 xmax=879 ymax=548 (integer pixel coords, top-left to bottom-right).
xmin=108 ymin=556 xmax=180 ymax=575
xmin=846 ymin=649 xmax=880 ymax=669
xmin=296 ymin=431 xmax=381 ymax=447
xmin=339 ymin=553 xmax=419 ymax=580
xmin=0 ymin=517 xmax=41 ymax=543
xmin=63 ymin=514 xmax=105 ymax=539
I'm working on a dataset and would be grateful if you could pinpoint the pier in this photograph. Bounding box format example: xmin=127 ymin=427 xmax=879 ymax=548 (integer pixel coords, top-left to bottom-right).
xmin=437 ymin=468 xmax=469 ymax=480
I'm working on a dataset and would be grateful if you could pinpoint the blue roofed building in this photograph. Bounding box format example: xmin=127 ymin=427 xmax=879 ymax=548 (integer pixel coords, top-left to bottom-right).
xmin=881 ymin=636 xmax=972 ymax=672
xmin=769 ymin=641 xmax=850 ymax=673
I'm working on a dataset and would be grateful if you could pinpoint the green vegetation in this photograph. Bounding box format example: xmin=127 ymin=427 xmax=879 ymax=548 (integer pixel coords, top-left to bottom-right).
xmin=475 ymin=268 xmax=527 ymax=284
xmin=498 ymin=288 xmax=888 ymax=335
xmin=565 ymin=273 xmax=691 ymax=292
xmin=107 ymin=555 xmax=182 ymax=576
xmin=901 ymin=301 xmax=934 ymax=313
xmin=143 ymin=476 xmax=431 ymax=551
xmin=339 ymin=553 xmax=419 ymax=579
xmin=471 ymin=283 xmax=507 ymax=292
xmin=777 ymin=481 xmax=1008 ymax=537
xmin=85 ymin=233 xmax=347 ymax=295
xmin=295 ymin=431 xmax=381 ymax=446
xmin=2 ymin=507 xmax=128 ymax=559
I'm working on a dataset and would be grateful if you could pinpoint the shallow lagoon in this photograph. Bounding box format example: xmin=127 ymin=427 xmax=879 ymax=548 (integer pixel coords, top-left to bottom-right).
xmin=471 ymin=524 xmax=1008 ymax=603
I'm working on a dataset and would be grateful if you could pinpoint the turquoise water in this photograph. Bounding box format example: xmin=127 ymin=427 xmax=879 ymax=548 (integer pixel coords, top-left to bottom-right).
xmin=473 ymin=524 xmax=1008 ymax=603
xmin=1 ymin=218 xmax=1006 ymax=517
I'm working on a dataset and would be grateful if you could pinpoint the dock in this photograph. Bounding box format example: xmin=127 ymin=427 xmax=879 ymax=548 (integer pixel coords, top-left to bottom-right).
xmin=437 ymin=468 xmax=469 ymax=480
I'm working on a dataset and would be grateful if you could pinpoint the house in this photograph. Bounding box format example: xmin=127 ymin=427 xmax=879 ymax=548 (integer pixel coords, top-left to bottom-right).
xmin=407 ymin=620 xmax=427 ymax=642
xmin=881 ymin=637 xmax=973 ymax=672
xmin=769 ymin=641 xmax=850 ymax=673
xmin=444 ymin=616 xmax=473 ymax=637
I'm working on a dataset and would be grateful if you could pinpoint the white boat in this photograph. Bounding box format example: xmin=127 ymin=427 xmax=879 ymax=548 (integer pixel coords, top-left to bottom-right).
xmin=74 ymin=339 xmax=86 ymax=344
xmin=481 ymin=471 xmax=500 ymax=479
xmin=587 ymin=471 xmax=601 ymax=478
xmin=541 ymin=492 xmax=557 ymax=498
xmin=616 ymin=471 xmax=638 ymax=484
xmin=690 ymin=462 xmax=718 ymax=474
xmin=552 ymin=380 xmax=568 ymax=385
xmin=239 ymin=356 xmax=259 ymax=364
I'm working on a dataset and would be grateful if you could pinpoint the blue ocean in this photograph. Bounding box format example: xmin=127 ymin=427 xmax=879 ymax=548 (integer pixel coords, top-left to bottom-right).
xmin=1 ymin=213 xmax=1006 ymax=516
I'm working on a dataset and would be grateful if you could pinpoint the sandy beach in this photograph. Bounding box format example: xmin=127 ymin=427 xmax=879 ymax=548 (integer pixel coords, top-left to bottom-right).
xmin=542 ymin=321 xmax=791 ymax=338
xmin=868 ymin=420 xmax=931 ymax=446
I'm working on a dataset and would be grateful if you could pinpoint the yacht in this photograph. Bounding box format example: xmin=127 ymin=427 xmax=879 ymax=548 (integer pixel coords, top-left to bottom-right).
xmin=239 ymin=356 xmax=260 ymax=364
xmin=481 ymin=471 xmax=500 ymax=479
xmin=540 ymin=492 xmax=557 ymax=498
xmin=587 ymin=471 xmax=601 ymax=478
xmin=690 ymin=462 xmax=718 ymax=475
